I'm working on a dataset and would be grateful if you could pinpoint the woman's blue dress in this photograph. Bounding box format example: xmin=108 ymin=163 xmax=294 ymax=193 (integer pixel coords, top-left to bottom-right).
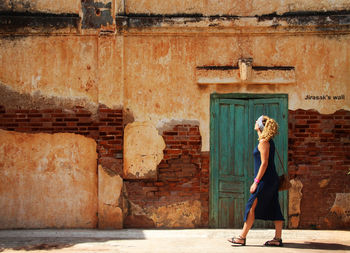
xmin=243 ymin=139 xmax=285 ymax=222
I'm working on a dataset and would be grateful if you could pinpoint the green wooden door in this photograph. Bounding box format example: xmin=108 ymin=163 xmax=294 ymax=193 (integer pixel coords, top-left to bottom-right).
xmin=209 ymin=93 xmax=288 ymax=228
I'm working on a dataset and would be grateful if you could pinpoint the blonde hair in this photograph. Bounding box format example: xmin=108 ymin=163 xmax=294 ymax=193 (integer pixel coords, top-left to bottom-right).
xmin=258 ymin=116 xmax=279 ymax=141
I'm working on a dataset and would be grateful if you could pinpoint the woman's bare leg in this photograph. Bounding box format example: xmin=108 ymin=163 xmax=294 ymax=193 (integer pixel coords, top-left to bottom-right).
xmin=264 ymin=220 xmax=283 ymax=246
xmin=274 ymin=220 xmax=283 ymax=239
xmin=230 ymin=198 xmax=258 ymax=243
xmin=240 ymin=198 xmax=258 ymax=238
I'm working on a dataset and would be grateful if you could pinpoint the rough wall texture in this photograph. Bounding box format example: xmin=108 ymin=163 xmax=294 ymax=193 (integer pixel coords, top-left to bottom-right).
xmin=125 ymin=0 xmax=350 ymax=16
xmin=0 ymin=129 xmax=98 ymax=228
xmin=288 ymin=109 xmax=350 ymax=229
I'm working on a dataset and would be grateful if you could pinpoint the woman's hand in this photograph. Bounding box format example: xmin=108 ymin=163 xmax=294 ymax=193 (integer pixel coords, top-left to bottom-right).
xmin=250 ymin=182 xmax=258 ymax=194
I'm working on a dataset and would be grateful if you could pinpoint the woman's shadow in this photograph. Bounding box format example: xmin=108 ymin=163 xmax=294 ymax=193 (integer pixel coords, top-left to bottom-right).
xmin=283 ymin=242 xmax=350 ymax=251
xmin=232 ymin=241 xmax=350 ymax=250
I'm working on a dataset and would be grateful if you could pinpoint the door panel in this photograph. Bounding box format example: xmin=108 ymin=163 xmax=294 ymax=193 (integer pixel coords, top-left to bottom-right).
xmin=210 ymin=98 xmax=248 ymax=228
xmin=249 ymin=98 xmax=288 ymax=228
xmin=210 ymin=94 xmax=288 ymax=228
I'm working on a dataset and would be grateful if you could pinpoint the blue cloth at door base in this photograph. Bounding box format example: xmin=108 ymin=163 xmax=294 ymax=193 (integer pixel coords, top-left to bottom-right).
xmin=243 ymin=139 xmax=285 ymax=222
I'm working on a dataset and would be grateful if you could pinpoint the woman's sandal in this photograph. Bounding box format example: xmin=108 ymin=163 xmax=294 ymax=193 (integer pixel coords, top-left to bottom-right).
xmin=227 ymin=235 xmax=246 ymax=246
xmin=264 ymin=237 xmax=283 ymax=247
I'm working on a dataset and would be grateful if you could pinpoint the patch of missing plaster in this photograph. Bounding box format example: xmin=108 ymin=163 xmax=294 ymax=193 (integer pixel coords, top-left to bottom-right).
xmin=156 ymin=119 xmax=200 ymax=135
xmin=0 ymin=82 xmax=99 ymax=117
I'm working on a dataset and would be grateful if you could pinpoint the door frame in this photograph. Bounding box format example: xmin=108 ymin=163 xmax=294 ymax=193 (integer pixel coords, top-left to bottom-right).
xmin=209 ymin=93 xmax=289 ymax=228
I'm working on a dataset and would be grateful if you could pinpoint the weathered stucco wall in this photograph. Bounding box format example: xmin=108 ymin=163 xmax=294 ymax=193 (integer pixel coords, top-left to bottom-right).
xmin=125 ymin=0 xmax=350 ymax=15
xmin=0 ymin=0 xmax=81 ymax=14
xmin=0 ymin=36 xmax=98 ymax=108
xmin=1 ymin=34 xmax=349 ymax=151
xmin=0 ymin=130 xmax=98 ymax=228
xmin=123 ymin=34 xmax=350 ymax=151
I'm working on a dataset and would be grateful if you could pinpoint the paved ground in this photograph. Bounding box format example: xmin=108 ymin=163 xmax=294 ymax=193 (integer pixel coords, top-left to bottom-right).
xmin=0 ymin=229 xmax=349 ymax=253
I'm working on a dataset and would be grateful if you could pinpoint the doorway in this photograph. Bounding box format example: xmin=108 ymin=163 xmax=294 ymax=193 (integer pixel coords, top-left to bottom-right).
xmin=209 ymin=93 xmax=288 ymax=228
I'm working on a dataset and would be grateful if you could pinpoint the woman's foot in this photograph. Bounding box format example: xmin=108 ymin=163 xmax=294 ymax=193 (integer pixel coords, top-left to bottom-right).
xmin=228 ymin=235 xmax=246 ymax=246
xmin=264 ymin=237 xmax=283 ymax=247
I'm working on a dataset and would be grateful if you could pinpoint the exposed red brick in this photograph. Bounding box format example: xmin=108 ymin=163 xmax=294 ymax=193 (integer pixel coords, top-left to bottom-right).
xmin=288 ymin=109 xmax=350 ymax=229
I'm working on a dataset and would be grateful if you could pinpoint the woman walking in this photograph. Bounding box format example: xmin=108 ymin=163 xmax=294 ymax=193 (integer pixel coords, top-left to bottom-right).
xmin=228 ymin=115 xmax=284 ymax=247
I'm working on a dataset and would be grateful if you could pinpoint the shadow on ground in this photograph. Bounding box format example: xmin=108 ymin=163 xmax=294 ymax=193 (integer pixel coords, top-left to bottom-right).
xmin=283 ymin=242 xmax=350 ymax=251
xmin=231 ymin=241 xmax=350 ymax=251
xmin=0 ymin=232 xmax=146 ymax=252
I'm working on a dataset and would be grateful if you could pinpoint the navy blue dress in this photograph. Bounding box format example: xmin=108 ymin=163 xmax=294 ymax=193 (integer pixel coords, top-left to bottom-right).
xmin=243 ymin=139 xmax=284 ymax=222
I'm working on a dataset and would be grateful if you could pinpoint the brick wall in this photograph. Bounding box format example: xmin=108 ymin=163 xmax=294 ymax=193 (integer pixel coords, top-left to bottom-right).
xmin=288 ymin=109 xmax=350 ymax=229
xmin=0 ymin=105 xmax=123 ymax=162
xmin=124 ymin=124 xmax=209 ymax=228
